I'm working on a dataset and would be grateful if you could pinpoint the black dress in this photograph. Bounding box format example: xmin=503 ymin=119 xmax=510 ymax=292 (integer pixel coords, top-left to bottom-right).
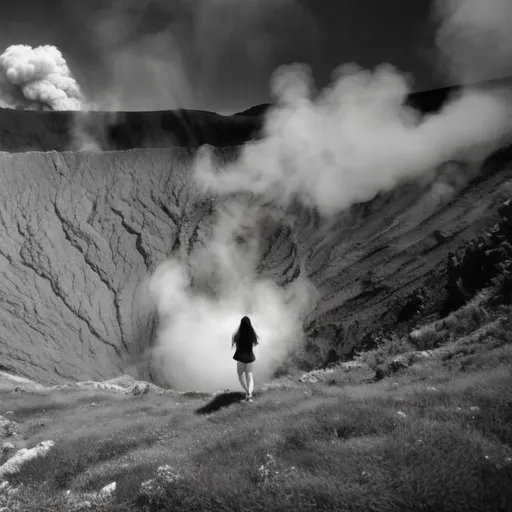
xmin=232 ymin=333 xmax=256 ymax=364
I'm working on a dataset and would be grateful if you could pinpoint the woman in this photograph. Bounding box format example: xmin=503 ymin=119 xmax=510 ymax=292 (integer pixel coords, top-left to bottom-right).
xmin=232 ymin=316 xmax=259 ymax=402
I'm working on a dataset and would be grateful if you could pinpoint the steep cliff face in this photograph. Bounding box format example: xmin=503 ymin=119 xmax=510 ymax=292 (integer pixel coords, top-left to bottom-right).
xmin=0 ymin=145 xmax=511 ymax=386
xmin=0 ymin=149 xmax=224 ymax=384
xmin=299 ymin=152 xmax=512 ymax=361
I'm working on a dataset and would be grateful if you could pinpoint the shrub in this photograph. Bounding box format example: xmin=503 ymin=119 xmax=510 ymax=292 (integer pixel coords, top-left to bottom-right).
xmin=354 ymin=333 xmax=413 ymax=371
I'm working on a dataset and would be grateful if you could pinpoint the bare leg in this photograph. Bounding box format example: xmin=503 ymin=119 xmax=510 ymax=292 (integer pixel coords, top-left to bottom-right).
xmin=245 ymin=362 xmax=254 ymax=397
xmin=237 ymin=362 xmax=249 ymax=394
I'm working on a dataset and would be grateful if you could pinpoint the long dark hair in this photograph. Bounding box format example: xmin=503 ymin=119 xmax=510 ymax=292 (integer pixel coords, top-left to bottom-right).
xmin=232 ymin=316 xmax=259 ymax=349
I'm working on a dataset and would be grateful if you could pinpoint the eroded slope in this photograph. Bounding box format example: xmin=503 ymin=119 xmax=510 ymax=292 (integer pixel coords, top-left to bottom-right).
xmin=0 ymin=149 xmax=230 ymax=384
xmin=0 ymin=147 xmax=511 ymax=385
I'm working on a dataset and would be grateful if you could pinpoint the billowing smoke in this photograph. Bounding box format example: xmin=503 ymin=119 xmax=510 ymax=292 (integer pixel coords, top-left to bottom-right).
xmin=149 ymin=0 xmax=512 ymax=392
xmin=195 ymin=0 xmax=512 ymax=217
xmin=149 ymin=260 xmax=315 ymax=392
xmin=148 ymin=196 xmax=316 ymax=392
xmin=0 ymin=45 xmax=84 ymax=111
xmin=435 ymin=0 xmax=512 ymax=84
xmin=196 ymin=63 xmax=512 ymax=217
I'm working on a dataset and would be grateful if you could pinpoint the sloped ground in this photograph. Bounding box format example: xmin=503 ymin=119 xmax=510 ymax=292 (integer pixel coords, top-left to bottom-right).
xmin=1 ymin=145 xmax=512 ymax=386
xmin=297 ymin=150 xmax=512 ymax=363
xmin=1 ymin=299 xmax=511 ymax=511
xmin=0 ymin=147 xmax=256 ymax=385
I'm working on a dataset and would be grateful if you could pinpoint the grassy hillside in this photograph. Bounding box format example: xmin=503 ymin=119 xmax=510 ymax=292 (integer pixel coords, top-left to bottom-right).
xmin=1 ymin=293 xmax=511 ymax=511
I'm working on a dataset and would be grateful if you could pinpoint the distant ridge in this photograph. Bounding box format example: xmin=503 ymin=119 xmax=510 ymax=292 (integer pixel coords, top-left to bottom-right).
xmin=233 ymin=76 xmax=512 ymax=118
xmin=1 ymin=76 xmax=511 ymax=153
xmin=0 ymin=108 xmax=261 ymax=152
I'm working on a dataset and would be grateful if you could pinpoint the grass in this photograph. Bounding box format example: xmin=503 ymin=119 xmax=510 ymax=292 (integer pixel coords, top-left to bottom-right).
xmin=407 ymin=291 xmax=496 ymax=351
xmin=353 ymin=333 xmax=415 ymax=371
xmin=1 ymin=308 xmax=511 ymax=511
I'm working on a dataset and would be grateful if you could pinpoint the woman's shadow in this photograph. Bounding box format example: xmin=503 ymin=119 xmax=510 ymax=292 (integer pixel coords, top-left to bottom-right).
xmin=195 ymin=391 xmax=247 ymax=415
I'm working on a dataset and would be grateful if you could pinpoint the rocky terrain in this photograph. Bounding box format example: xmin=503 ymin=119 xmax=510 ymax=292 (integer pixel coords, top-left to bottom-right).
xmin=0 ymin=77 xmax=511 ymax=389
xmin=0 ymin=148 xmax=232 ymax=385
xmin=0 ymin=140 xmax=511 ymax=387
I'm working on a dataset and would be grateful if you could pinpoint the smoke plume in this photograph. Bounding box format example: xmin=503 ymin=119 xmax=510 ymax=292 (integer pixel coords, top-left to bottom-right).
xmin=435 ymin=0 xmax=512 ymax=84
xmin=196 ymin=63 xmax=512 ymax=217
xmin=148 ymin=196 xmax=316 ymax=392
xmin=149 ymin=0 xmax=512 ymax=392
xmin=0 ymin=45 xmax=84 ymax=111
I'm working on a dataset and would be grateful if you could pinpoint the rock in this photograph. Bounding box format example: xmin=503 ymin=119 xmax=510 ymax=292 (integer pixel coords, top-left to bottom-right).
xmin=103 ymin=375 xmax=137 ymax=388
xmin=339 ymin=361 xmax=367 ymax=371
xmin=396 ymin=411 xmax=407 ymax=418
xmin=433 ymin=229 xmax=449 ymax=244
xmin=470 ymin=406 xmax=481 ymax=414
xmin=7 ymin=486 xmax=20 ymax=496
xmin=64 ymin=481 xmax=117 ymax=509
xmin=409 ymin=350 xmax=434 ymax=362
xmin=299 ymin=374 xmax=320 ymax=384
xmin=3 ymin=414 xmax=13 ymax=418
xmin=389 ymin=356 xmax=409 ymax=373
xmin=296 ymin=360 xmax=367 ymax=385
xmin=53 ymin=381 xmax=127 ymax=394
xmin=374 ymin=365 xmax=389 ymax=381
xmin=0 ymin=418 xmax=17 ymax=440
xmin=0 ymin=440 xmax=54 ymax=478
xmin=99 ymin=482 xmax=116 ymax=499
xmin=1 ymin=443 xmax=14 ymax=453
xmin=131 ymin=384 xmax=151 ymax=396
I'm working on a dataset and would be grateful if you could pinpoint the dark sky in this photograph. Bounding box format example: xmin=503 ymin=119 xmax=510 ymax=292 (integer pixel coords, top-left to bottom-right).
xmin=1 ymin=0 xmax=446 ymax=113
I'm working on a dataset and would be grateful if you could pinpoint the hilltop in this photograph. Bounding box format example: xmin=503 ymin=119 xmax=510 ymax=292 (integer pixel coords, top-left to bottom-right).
xmin=1 ymin=77 xmax=511 ymax=153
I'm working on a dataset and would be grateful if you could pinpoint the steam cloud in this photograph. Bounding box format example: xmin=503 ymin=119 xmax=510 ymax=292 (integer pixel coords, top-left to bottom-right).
xmin=0 ymin=45 xmax=84 ymax=111
xmin=149 ymin=260 xmax=315 ymax=392
xmin=148 ymin=196 xmax=317 ymax=392
xmin=149 ymin=0 xmax=512 ymax=392
xmin=196 ymin=64 xmax=512 ymax=217
xmin=435 ymin=0 xmax=512 ymax=84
